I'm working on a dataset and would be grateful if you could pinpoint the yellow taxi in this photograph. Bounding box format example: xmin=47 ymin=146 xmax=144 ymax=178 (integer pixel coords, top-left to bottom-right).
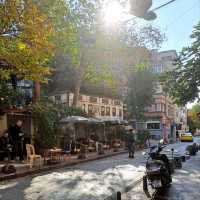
xmin=180 ymin=132 xmax=193 ymax=142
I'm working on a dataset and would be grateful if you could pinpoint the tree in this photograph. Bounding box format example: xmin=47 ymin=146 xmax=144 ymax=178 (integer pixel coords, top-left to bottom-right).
xmin=126 ymin=64 xmax=156 ymax=119
xmin=32 ymin=97 xmax=88 ymax=151
xmin=0 ymin=0 xmax=54 ymax=82
xmin=44 ymin=0 xmax=117 ymax=107
xmin=187 ymin=104 xmax=200 ymax=133
xmin=45 ymin=1 xmax=164 ymax=107
xmin=162 ymin=21 xmax=200 ymax=105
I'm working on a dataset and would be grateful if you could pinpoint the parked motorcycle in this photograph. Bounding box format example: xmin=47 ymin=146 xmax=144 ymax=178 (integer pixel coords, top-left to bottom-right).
xmin=143 ymin=144 xmax=172 ymax=197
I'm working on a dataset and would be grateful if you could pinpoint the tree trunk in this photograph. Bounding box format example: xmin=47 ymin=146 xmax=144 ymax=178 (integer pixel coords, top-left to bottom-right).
xmin=72 ymin=77 xmax=82 ymax=107
xmin=72 ymin=52 xmax=86 ymax=108
xmin=33 ymin=81 xmax=40 ymax=104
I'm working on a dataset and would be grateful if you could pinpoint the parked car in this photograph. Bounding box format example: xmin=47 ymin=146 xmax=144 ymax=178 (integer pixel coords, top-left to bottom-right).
xmin=180 ymin=132 xmax=193 ymax=142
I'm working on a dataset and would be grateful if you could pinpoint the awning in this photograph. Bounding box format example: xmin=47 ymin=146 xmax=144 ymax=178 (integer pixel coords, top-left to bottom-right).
xmin=59 ymin=116 xmax=89 ymax=124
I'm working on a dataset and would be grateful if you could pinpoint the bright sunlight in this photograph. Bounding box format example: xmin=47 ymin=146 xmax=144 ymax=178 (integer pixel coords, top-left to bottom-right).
xmin=102 ymin=0 xmax=128 ymax=26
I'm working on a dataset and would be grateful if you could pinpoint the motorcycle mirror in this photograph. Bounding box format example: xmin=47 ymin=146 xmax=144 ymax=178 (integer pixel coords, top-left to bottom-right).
xmin=159 ymin=139 xmax=164 ymax=144
xmin=142 ymin=152 xmax=146 ymax=155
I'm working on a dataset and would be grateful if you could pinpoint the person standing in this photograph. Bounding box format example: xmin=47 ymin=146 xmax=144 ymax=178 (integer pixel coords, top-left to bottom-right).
xmin=176 ymin=130 xmax=179 ymax=142
xmin=127 ymin=129 xmax=135 ymax=158
xmin=10 ymin=120 xmax=24 ymax=161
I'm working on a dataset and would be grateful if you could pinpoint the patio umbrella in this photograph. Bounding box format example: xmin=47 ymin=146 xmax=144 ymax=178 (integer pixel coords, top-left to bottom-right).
xmin=86 ymin=118 xmax=106 ymax=142
xmin=87 ymin=118 xmax=104 ymax=125
xmin=59 ymin=116 xmax=88 ymax=124
xmin=59 ymin=116 xmax=89 ymax=141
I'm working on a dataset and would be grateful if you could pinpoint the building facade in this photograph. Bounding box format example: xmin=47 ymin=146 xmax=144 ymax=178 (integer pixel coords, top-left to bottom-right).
xmin=143 ymin=50 xmax=187 ymax=141
xmin=49 ymin=91 xmax=124 ymax=120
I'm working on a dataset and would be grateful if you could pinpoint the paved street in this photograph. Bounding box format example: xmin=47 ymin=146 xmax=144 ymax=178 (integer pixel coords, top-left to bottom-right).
xmin=122 ymin=151 xmax=200 ymax=200
xmin=0 ymin=152 xmax=145 ymax=200
xmin=1 ymin=140 xmax=200 ymax=200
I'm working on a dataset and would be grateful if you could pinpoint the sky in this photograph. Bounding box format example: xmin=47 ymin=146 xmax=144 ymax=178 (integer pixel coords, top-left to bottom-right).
xmin=151 ymin=0 xmax=200 ymax=53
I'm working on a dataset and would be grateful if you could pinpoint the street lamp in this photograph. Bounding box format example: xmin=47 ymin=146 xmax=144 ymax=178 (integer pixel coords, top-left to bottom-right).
xmin=128 ymin=0 xmax=177 ymax=21
xmin=130 ymin=0 xmax=156 ymax=20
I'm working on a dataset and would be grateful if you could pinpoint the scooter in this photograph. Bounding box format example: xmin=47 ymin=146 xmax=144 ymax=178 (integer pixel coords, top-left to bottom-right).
xmin=143 ymin=144 xmax=172 ymax=197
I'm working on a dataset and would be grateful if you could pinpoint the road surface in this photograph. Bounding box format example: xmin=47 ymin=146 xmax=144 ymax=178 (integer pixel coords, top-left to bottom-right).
xmin=0 ymin=139 xmax=199 ymax=200
xmin=122 ymin=151 xmax=200 ymax=200
xmin=0 ymin=152 xmax=145 ymax=200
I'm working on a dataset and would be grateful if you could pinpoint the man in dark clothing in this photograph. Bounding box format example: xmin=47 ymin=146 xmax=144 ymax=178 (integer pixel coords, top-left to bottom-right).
xmin=127 ymin=129 xmax=135 ymax=158
xmin=176 ymin=130 xmax=179 ymax=142
xmin=10 ymin=120 xmax=24 ymax=161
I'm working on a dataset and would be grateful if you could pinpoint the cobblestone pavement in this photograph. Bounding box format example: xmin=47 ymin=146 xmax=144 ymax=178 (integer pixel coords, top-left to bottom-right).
xmin=122 ymin=152 xmax=200 ymax=200
xmin=0 ymin=152 xmax=145 ymax=200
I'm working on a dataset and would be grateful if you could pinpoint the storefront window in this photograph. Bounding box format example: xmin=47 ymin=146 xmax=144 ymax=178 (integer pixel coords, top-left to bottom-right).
xmin=147 ymin=123 xmax=160 ymax=130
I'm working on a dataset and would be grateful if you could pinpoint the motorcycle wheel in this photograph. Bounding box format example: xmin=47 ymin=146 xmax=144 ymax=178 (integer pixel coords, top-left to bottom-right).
xmin=143 ymin=175 xmax=148 ymax=192
xmin=143 ymin=175 xmax=151 ymax=198
xmin=161 ymin=167 xmax=172 ymax=187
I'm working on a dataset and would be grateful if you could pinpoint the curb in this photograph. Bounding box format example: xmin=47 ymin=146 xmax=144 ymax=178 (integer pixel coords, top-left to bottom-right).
xmin=0 ymin=150 xmax=127 ymax=182
xmin=104 ymin=178 xmax=143 ymax=200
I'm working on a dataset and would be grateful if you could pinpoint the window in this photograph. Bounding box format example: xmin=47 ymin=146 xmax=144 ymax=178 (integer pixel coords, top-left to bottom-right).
xmin=101 ymin=106 xmax=105 ymax=116
xmin=90 ymin=97 xmax=97 ymax=103
xmin=114 ymin=100 xmax=120 ymax=106
xmin=106 ymin=107 xmax=110 ymax=116
xmin=112 ymin=107 xmax=116 ymax=116
xmin=55 ymin=95 xmax=61 ymax=102
xmin=156 ymin=104 xmax=161 ymax=112
xmin=153 ymin=64 xmax=163 ymax=74
xmin=161 ymin=104 xmax=166 ymax=112
xmin=93 ymin=106 xmax=98 ymax=113
xmin=119 ymin=109 xmax=122 ymax=117
xmin=162 ymin=56 xmax=173 ymax=61
xmin=82 ymin=104 xmax=86 ymax=112
xmin=102 ymin=98 xmax=109 ymax=104
xmin=147 ymin=123 xmax=160 ymax=130
xmin=88 ymin=104 xmax=93 ymax=115
xmin=149 ymin=104 xmax=156 ymax=112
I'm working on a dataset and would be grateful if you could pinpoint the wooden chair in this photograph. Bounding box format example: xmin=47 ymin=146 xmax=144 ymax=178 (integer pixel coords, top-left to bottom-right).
xmin=26 ymin=144 xmax=42 ymax=168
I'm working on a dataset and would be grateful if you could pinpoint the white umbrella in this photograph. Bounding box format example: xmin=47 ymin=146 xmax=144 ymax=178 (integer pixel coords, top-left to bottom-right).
xmin=59 ymin=116 xmax=88 ymax=124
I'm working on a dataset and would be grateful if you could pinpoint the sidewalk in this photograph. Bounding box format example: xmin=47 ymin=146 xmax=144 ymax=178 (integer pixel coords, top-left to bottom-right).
xmin=0 ymin=139 xmax=160 ymax=182
xmin=0 ymin=149 xmax=127 ymax=182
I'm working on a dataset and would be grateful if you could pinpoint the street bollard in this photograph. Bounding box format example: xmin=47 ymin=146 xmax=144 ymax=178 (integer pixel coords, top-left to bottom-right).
xmin=117 ymin=191 xmax=121 ymax=200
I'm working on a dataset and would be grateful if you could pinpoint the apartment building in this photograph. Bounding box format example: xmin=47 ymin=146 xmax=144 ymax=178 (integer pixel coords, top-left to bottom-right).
xmin=49 ymin=91 xmax=123 ymax=120
xmin=143 ymin=50 xmax=187 ymax=141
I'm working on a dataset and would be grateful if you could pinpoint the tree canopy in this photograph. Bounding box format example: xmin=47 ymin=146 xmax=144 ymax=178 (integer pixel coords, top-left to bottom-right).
xmin=0 ymin=0 xmax=55 ymax=82
xmin=126 ymin=64 xmax=157 ymax=119
xmin=162 ymin=21 xmax=200 ymax=105
xmin=187 ymin=103 xmax=200 ymax=133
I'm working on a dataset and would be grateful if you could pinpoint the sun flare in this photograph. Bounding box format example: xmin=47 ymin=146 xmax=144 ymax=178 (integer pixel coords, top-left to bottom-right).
xmin=102 ymin=0 xmax=125 ymax=26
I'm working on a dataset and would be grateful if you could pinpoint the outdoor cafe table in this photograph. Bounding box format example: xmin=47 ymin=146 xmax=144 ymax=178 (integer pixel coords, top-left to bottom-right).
xmin=48 ymin=148 xmax=63 ymax=164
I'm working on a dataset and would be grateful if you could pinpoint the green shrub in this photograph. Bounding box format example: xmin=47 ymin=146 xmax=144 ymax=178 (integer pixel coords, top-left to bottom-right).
xmin=32 ymin=99 xmax=88 ymax=151
xmin=0 ymin=81 xmax=23 ymax=109
xmin=136 ymin=130 xmax=150 ymax=145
